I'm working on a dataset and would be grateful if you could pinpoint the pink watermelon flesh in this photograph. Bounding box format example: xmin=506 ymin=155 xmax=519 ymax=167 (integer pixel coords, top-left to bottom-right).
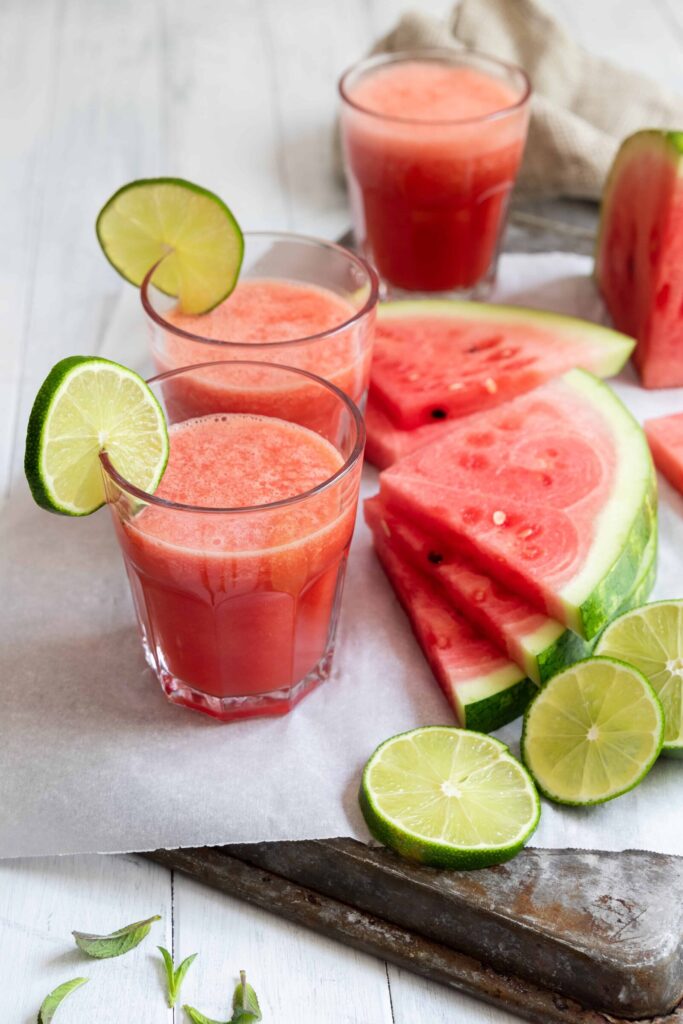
xmin=364 ymin=400 xmax=448 ymax=470
xmin=596 ymin=130 xmax=683 ymax=388
xmin=366 ymin=509 xmax=528 ymax=727
xmin=366 ymin=495 xmax=565 ymax=676
xmin=645 ymin=412 xmax=683 ymax=496
xmin=379 ymin=371 xmax=643 ymax=635
xmin=370 ymin=306 xmax=633 ymax=431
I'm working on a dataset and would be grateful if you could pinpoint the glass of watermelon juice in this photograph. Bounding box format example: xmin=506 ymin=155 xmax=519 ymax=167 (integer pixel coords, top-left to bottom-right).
xmin=101 ymin=361 xmax=365 ymax=722
xmin=339 ymin=50 xmax=530 ymax=296
xmin=142 ymin=232 xmax=379 ymax=433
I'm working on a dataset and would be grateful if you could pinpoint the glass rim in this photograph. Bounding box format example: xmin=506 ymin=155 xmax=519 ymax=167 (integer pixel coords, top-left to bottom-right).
xmin=338 ymin=47 xmax=531 ymax=127
xmin=99 ymin=360 xmax=366 ymax=515
xmin=140 ymin=230 xmax=380 ymax=349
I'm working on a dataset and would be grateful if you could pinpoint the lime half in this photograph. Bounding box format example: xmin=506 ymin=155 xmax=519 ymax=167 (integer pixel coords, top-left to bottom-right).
xmin=522 ymin=657 xmax=664 ymax=805
xmin=25 ymin=356 xmax=168 ymax=516
xmin=596 ymin=601 xmax=683 ymax=757
xmin=96 ymin=178 xmax=244 ymax=314
xmin=360 ymin=727 xmax=540 ymax=869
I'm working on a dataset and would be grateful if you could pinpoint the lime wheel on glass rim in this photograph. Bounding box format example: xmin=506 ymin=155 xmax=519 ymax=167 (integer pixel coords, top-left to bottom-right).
xmin=96 ymin=177 xmax=244 ymax=314
xmin=24 ymin=356 xmax=168 ymax=516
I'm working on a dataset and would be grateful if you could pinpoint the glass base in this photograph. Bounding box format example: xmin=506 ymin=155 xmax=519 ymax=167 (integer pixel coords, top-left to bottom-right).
xmin=143 ymin=637 xmax=334 ymax=722
xmin=379 ymin=271 xmax=495 ymax=303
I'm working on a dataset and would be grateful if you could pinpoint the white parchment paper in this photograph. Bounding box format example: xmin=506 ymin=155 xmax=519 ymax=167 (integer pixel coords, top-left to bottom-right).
xmin=2 ymin=253 xmax=682 ymax=859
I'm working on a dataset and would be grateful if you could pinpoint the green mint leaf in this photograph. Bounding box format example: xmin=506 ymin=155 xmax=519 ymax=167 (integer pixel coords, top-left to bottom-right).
xmin=231 ymin=971 xmax=261 ymax=1022
xmin=37 ymin=977 xmax=88 ymax=1023
xmin=183 ymin=1006 xmax=226 ymax=1024
xmin=158 ymin=946 xmax=197 ymax=1007
xmin=72 ymin=914 xmax=161 ymax=958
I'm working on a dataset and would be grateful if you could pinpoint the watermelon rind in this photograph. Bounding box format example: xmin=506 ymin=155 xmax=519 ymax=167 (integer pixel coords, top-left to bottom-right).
xmin=369 ymin=522 xmax=536 ymax=733
xmin=542 ymin=371 xmax=655 ymax=638
xmin=456 ymin=669 xmax=537 ymax=734
xmin=378 ymin=299 xmax=635 ymax=378
xmin=596 ymin=129 xmax=683 ymax=278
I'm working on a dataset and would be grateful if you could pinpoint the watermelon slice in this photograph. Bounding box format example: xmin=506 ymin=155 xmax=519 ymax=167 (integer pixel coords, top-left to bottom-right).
xmin=367 ymin=515 xmax=536 ymax=732
xmin=380 ymin=370 xmax=656 ymax=640
xmin=366 ymin=496 xmax=657 ymax=685
xmin=596 ymin=130 xmax=683 ymax=388
xmin=366 ymin=494 xmax=588 ymax=685
xmin=370 ymin=300 xmax=635 ymax=431
xmin=645 ymin=411 xmax=683 ymax=496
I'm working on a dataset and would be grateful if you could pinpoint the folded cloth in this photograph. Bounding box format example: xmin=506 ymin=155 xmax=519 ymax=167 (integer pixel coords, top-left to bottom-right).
xmin=361 ymin=0 xmax=683 ymax=198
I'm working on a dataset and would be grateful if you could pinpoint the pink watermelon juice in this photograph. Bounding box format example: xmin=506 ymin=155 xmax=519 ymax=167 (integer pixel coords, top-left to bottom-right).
xmin=339 ymin=52 xmax=530 ymax=293
xmin=143 ymin=233 xmax=378 ymax=434
xmin=102 ymin=363 xmax=364 ymax=722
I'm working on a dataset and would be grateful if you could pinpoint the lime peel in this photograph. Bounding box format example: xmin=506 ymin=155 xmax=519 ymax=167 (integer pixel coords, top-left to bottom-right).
xmin=522 ymin=656 xmax=664 ymax=805
xmin=96 ymin=177 xmax=244 ymax=314
xmin=25 ymin=356 xmax=168 ymax=516
xmin=360 ymin=726 xmax=540 ymax=870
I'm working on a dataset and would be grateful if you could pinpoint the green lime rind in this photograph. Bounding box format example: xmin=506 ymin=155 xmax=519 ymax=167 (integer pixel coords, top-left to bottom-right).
xmin=521 ymin=656 xmax=664 ymax=806
xmin=596 ymin=599 xmax=683 ymax=758
xmin=96 ymin=177 xmax=244 ymax=315
xmin=24 ymin=356 xmax=168 ymax=516
xmin=360 ymin=726 xmax=541 ymax=870
xmin=462 ymin=675 xmax=536 ymax=734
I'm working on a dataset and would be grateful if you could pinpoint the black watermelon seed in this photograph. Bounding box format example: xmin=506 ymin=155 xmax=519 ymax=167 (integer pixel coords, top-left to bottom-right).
xmin=431 ymin=408 xmax=447 ymax=420
xmin=427 ymin=551 xmax=443 ymax=565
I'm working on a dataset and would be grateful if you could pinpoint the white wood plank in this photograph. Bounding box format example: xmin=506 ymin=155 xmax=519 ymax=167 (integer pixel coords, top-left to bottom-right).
xmin=4 ymin=0 xmax=164 ymax=497
xmin=0 ymin=0 xmax=60 ymax=500
xmin=0 ymin=854 xmax=172 ymax=1021
xmin=256 ymin=0 xmax=372 ymax=240
xmin=160 ymin=0 xmax=292 ymax=233
xmin=173 ymin=871 xmax=395 ymax=1024
xmin=388 ymin=964 xmax=523 ymax=1024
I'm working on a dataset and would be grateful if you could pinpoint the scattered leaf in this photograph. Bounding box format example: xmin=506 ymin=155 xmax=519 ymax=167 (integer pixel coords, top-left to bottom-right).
xmin=183 ymin=1007 xmax=226 ymax=1024
xmin=158 ymin=946 xmax=198 ymax=1007
xmin=37 ymin=977 xmax=88 ymax=1023
xmin=231 ymin=971 xmax=261 ymax=1022
xmin=72 ymin=914 xmax=161 ymax=958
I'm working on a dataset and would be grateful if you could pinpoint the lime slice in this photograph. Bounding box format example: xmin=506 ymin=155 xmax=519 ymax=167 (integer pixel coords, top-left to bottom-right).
xmin=596 ymin=601 xmax=683 ymax=757
xmin=360 ymin=727 xmax=540 ymax=869
xmin=25 ymin=356 xmax=168 ymax=516
xmin=522 ymin=657 xmax=664 ymax=805
xmin=96 ymin=178 xmax=244 ymax=314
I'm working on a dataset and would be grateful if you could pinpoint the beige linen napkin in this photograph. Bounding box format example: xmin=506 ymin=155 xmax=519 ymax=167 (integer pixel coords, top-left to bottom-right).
xmin=362 ymin=0 xmax=683 ymax=198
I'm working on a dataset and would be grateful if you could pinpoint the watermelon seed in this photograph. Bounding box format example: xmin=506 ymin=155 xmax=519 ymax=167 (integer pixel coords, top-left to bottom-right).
xmin=427 ymin=551 xmax=443 ymax=565
xmin=483 ymin=378 xmax=498 ymax=394
xmin=492 ymin=510 xmax=507 ymax=526
xmin=448 ymin=382 xmax=464 ymax=391
xmin=431 ymin=408 xmax=448 ymax=419
xmin=380 ymin=519 xmax=391 ymax=538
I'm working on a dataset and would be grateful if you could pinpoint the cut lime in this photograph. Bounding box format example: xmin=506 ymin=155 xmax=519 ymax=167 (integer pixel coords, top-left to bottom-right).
xmin=96 ymin=178 xmax=244 ymax=314
xmin=25 ymin=356 xmax=168 ymax=516
xmin=360 ymin=727 xmax=540 ymax=870
xmin=596 ymin=601 xmax=683 ymax=757
xmin=522 ymin=657 xmax=664 ymax=805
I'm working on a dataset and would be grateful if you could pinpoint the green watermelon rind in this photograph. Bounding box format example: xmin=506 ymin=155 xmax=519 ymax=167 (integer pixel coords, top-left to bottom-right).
xmin=370 ymin=527 xmax=536 ymax=735
xmin=378 ymin=299 xmax=635 ymax=378
xmin=596 ymin=129 xmax=683 ymax=281
xmin=555 ymin=371 xmax=656 ymax=639
xmin=456 ymin=668 xmax=537 ymax=734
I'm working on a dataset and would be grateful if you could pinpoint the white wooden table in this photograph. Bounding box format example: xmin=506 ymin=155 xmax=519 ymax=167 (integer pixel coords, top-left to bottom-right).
xmin=3 ymin=1 xmax=683 ymax=1020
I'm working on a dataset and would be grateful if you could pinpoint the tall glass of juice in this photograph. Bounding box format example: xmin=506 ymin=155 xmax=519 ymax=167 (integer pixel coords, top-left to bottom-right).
xmin=339 ymin=49 xmax=531 ymax=296
xmin=142 ymin=232 xmax=378 ymax=432
xmin=101 ymin=361 xmax=365 ymax=722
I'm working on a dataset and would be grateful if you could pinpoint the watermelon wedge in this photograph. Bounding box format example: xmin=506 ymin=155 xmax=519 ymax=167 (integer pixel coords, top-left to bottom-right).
xmin=596 ymin=130 xmax=683 ymax=389
xmin=367 ymin=515 xmax=536 ymax=732
xmin=366 ymin=494 xmax=588 ymax=685
xmin=370 ymin=300 xmax=635 ymax=431
xmin=366 ymin=496 xmax=657 ymax=685
xmin=380 ymin=370 xmax=656 ymax=640
xmin=645 ymin=411 xmax=683 ymax=496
